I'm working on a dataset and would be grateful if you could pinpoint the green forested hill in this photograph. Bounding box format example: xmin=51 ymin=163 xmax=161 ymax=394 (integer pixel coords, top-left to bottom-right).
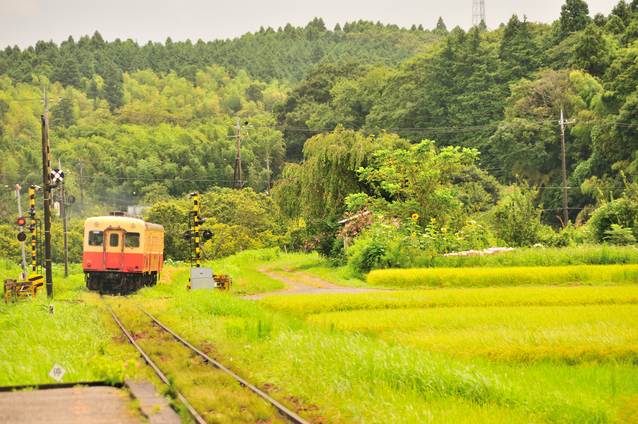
xmin=0 ymin=67 xmax=286 ymax=210
xmin=3 ymin=0 xmax=638 ymax=233
xmin=274 ymin=1 xmax=638 ymax=223
xmin=0 ymin=18 xmax=440 ymax=87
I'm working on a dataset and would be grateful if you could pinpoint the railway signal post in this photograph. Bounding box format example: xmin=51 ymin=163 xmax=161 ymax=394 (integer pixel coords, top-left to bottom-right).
xmin=183 ymin=192 xmax=230 ymax=291
xmin=12 ymin=184 xmax=28 ymax=277
xmin=4 ymin=185 xmax=44 ymax=302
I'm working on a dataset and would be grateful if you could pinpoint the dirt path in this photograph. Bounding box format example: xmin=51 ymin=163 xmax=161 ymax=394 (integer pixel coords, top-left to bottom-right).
xmin=244 ymin=268 xmax=381 ymax=299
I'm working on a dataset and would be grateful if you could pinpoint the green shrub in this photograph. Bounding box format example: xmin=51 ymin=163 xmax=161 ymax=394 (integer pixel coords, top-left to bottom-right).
xmin=604 ymin=224 xmax=636 ymax=245
xmin=490 ymin=183 xmax=543 ymax=247
xmin=588 ymin=197 xmax=638 ymax=243
xmin=347 ymin=216 xmax=490 ymax=275
xmin=538 ymin=222 xmax=590 ymax=247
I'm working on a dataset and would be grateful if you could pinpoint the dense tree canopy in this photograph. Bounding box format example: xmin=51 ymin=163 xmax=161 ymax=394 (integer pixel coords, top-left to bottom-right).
xmin=4 ymin=0 xmax=638 ymax=255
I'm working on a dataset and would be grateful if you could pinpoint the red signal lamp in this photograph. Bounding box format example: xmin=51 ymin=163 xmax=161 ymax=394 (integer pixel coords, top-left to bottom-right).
xmin=16 ymin=217 xmax=26 ymax=226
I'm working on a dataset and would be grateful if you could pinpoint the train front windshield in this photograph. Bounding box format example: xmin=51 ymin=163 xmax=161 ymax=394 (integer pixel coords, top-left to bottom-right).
xmin=88 ymin=231 xmax=103 ymax=246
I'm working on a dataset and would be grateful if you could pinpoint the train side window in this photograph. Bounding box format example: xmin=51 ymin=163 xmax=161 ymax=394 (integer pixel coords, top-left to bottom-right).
xmin=125 ymin=233 xmax=140 ymax=248
xmin=88 ymin=231 xmax=103 ymax=246
xmin=109 ymin=233 xmax=119 ymax=247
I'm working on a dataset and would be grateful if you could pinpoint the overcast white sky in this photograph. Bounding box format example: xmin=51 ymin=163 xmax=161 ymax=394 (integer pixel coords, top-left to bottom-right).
xmin=0 ymin=0 xmax=623 ymax=49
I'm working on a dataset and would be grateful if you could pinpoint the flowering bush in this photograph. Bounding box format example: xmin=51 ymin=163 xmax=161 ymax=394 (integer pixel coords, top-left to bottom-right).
xmin=338 ymin=208 xmax=374 ymax=245
xmin=347 ymin=215 xmax=489 ymax=275
xmin=298 ymin=216 xmax=340 ymax=257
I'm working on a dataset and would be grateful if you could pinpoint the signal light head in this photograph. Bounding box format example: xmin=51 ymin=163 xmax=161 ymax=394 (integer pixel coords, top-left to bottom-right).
xmin=16 ymin=217 xmax=26 ymax=226
xmin=202 ymin=229 xmax=213 ymax=241
xmin=196 ymin=217 xmax=207 ymax=225
xmin=181 ymin=230 xmax=192 ymax=241
xmin=17 ymin=232 xmax=27 ymax=242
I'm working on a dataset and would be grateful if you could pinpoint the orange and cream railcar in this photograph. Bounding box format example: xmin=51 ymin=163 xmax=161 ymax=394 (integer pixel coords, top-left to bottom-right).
xmin=83 ymin=212 xmax=165 ymax=293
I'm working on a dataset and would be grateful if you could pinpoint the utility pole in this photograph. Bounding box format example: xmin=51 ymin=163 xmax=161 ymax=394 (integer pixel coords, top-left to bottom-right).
xmin=559 ymin=110 xmax=575 ymax=227
xmin=14 ymin=185 xmax=28 ymax=277
xmin=265 ymin=157 xmax=271 ymax=195
xmin=230 ymin=116 xmax=250 ymax=189
xmin=41 ymin=86 xmax=55 ymax=297
xmin=58 ymin=159 xmax=68 ymax=277
xmin=78 ymin=159 xmax=84 ymax=213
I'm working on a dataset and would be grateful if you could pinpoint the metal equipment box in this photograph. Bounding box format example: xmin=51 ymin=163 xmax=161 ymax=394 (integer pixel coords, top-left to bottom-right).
xmin=190 ymin=267 xmax=216 ymax=290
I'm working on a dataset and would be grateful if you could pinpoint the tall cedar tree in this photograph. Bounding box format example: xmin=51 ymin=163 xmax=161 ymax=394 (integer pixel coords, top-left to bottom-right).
xmin=499 ymin=15 xmax=545 ymax=85
xmin=559 ymin=0 xmax=590 ymax=40
xmin=102 ymin=63 xmax=124 ymax=112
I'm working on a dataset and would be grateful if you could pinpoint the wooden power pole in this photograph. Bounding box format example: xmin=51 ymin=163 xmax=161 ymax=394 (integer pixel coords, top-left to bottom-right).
xmin=230 ymin=117 xmax=250 ymax=189
xmin=559 ymin=110 xmax=575 ymax=227
xmin=41 ymin=87 xmax=54 ymax=297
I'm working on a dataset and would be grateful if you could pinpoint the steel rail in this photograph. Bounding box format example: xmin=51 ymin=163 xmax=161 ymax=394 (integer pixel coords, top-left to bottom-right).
xmin=100 ymin=295 xmax=207 ymax=424
xmin=129 ymin=299 xmax=310 ymax=424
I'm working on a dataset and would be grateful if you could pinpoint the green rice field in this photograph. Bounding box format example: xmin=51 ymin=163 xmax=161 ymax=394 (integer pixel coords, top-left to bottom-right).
xmin=367 ymin=264 xmax=638 ymax=288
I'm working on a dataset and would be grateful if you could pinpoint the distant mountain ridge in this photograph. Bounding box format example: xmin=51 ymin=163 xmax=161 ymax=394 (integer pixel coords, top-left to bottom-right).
xmin=0 ymin=17 xmax=442 ymax=86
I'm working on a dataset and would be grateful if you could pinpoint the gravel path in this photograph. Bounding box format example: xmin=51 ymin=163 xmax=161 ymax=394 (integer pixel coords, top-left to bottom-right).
xmin=243 ymin=269 xmax=381 ymax=299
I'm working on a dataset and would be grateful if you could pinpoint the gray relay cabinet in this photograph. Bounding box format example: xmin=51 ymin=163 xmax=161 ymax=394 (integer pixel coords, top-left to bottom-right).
xmin=190 ymin=267 xmax=216 ymax=290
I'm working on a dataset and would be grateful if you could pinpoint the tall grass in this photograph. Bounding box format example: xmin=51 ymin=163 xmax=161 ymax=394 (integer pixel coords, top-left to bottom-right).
xmin=0 ymin=258 xmax=150 ymax=386
xmin=367 ymin=264 xmax=638 ymax=288
xmin=0 ymin=298 xmax=131 ymax=385
xmin=254 ymin=329 xmax=614 ymax=423
xmin=305 ymin=304 xmax=638 ymax=364
xmin=203 ymin=248 xmax=287 ymax=295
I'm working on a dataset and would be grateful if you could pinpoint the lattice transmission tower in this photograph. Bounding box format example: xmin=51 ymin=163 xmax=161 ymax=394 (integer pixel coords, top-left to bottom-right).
xmin=472 ymin=0 xmax=486 ymax=28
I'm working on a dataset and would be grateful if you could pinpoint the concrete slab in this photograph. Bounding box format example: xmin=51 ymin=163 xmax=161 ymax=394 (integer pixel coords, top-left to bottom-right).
xmin=0 ymin=385 xmax=154 ymax=424
xmin=125 ymin=380 xmax=181 ymax=424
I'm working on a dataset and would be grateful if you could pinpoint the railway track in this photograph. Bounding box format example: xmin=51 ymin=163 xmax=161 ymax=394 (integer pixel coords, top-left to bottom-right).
xmin=100 ymin=295 xmax=310 ymax=424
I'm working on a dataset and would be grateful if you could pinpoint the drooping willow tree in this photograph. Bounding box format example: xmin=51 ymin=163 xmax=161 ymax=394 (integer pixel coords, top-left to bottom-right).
xmin=272 ymin=125 xmax=409 ymax=223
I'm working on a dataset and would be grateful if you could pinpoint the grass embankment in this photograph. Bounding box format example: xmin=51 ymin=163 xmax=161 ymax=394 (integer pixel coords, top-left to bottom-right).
xmin=167 ymin=248 xmax=288 ymax=295
xmin=260 ymin=251 xmax=367 ymax=287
